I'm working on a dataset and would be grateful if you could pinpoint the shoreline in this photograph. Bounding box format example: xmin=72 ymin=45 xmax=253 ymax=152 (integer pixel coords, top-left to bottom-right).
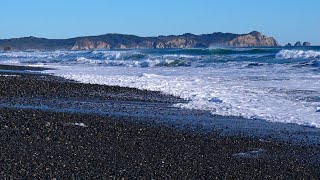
xmin=4 ymin=64 xmax=320 ymax=145
xmin=0 ymin=64 xmax=320 ymax=178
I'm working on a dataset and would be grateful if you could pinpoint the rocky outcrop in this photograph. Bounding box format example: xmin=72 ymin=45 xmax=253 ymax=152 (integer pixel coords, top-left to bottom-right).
xmin=71 ymin=39 xmax=111 ymax=50
xmin=154 ymin=42 xmax=165 ymax=49
xmin=226 ymin=31 xmax=279 ymax=47
xmin=115 ymin=44 xmax=127 ymax=49
xmin=285 ymin=42 xmax=311 ymax=47
xmin=0 ymin=31 xmax=280 ymax=50
xmin=285 ymin=43 xmax=292 ymax=47
xmin=303 ymin=42 xmax=311 ymax=46
xmin=160 ymin=38 xmax=197 ymax=48
xmin=3 ymin=46 xmax=13 ymax=51
xmin=294 ymin=41 xmax=302 ymax=46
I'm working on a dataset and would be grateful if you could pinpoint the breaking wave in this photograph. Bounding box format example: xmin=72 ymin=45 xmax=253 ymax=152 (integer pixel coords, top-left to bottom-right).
xmin=0 ymin=50 xmax=83 ymax=59
xmin=150 ymin=48 xmax=277 ymax=56
xmin=1 ymin=48 xmax=320 ymax=68
xmin=276 ymin=50 xmax=320 ymax=59
xmin=74 ymin=57 xmax=191 ymax=67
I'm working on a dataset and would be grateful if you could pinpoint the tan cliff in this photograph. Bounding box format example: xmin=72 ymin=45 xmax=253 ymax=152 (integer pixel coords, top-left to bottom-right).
xmin=226 ymin=31 xmax=279 ymax=47
xmin=71 ymin=39 xmax=111 ymax=50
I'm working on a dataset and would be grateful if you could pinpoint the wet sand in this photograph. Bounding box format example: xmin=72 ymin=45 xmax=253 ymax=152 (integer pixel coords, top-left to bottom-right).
xmin=0 ymin=65 xmax=319 ymax=179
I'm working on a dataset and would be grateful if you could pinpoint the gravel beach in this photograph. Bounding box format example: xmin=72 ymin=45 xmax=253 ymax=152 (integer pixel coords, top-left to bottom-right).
xmin=0 ymin=65 xmax=319 ymax=179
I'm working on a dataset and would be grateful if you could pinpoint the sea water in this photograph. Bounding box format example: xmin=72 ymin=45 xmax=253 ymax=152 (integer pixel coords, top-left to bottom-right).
xmin=0 ymin=47 xmax=319 ymax=128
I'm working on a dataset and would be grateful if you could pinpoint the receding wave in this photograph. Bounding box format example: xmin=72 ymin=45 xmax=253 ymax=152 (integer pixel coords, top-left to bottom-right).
xmin=276 ymin=50 xmax=320 ymax=59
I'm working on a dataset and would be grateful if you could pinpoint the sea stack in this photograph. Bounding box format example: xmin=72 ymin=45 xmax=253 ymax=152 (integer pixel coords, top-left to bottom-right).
xmin=303 ymin=42 xmax=311 ymax=46
xmin=294 ymin=41 xmax=302 ymax=46
xmin=285 ymin=43 xmax=292 ymax=47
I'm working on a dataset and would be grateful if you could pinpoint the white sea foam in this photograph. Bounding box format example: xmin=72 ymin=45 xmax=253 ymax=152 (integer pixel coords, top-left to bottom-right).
xmin=276 ymin=50 xmax=320 ymax=59
xmin=0 ymin=51 xmax=68 ymax=59
xmin=0 ymin=75 xmax=20 ymax=77
xmin=63 ymin=122 xmax=87 ymax=127
xmin=162 ymin=54 xmax=199 ymax=59
xmin=71 ymin=57 xmax=189 ymax=67
xmin=0 ymin=59 xmax=21 ymax=64
xmin=44 ymin=64 xmax=320 ymax=128
xmin=92 ymin=50 xmax=124 ymax=59
xmin=91 ymin=50 xmax=146 ymax=60
xmin=232 ymin=149 xmax=266 ymax=159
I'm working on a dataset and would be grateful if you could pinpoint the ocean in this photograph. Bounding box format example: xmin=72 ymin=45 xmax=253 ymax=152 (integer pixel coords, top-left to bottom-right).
xmin=1 ymin=47 xmax=319 ymax=128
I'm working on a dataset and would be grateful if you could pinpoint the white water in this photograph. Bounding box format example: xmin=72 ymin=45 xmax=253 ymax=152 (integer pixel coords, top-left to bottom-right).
xmin=276 ymin=50 xmax=320 ymax=59
xmin=1 ymin=49 xmax=319 ymax=128
xmin=44 ymin=63 xmax=320 ymax=128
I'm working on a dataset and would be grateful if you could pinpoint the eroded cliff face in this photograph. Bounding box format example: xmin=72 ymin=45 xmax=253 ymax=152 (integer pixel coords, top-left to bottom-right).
xmin=162 ymin=38 xmax=197 ymax=48
xmin=226 ymin=31 xmax=279 ymax=47
xmin=71 ymin=39 xmax=111 ymax=50
xmin=0 ymin=31 xmax=280 ymax=51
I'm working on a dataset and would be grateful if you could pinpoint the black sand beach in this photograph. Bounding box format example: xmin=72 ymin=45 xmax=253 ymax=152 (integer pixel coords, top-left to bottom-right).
xmin=0 ymin=65 xmax=320 ymax=179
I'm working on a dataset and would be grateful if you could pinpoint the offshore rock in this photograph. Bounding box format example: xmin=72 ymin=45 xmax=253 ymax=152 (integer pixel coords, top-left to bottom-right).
xmin=303 ymin=42 xmax=311 ymax=46
xmin=294 ymin=41 xmax=302 ymax=46
xmin=285 ymin=43 xmax=292 ymax=47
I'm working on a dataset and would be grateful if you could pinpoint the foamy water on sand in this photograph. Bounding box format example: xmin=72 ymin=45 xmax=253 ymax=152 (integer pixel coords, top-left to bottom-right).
xmin=1 ymin=47 xmax=320 ymax=128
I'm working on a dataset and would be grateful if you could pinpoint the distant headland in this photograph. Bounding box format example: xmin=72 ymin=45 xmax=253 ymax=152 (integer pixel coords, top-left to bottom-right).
xmin=0 ymin=31 xmax=282 ymax=51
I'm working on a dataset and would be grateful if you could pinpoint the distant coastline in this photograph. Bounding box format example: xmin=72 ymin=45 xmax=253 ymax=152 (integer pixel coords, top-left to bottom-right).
xmin=0 ymin=31 xmax=281 ymax=51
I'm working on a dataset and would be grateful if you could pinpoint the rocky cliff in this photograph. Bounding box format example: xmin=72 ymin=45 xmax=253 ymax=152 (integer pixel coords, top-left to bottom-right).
xmin=71 ymin=39 xmax=111 ymax=50
xmin=226 ymin=31 xmax=279 ymax=47
xmin=0 ymin=31 xmax=280 ymax=51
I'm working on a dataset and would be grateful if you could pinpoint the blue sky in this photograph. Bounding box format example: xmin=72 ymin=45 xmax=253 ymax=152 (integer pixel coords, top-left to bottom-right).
xmin=1 ymin=0 xmax=320 ymax=45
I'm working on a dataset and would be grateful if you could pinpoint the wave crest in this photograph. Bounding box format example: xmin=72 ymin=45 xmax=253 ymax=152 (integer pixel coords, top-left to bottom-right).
xmin=91 ymin=50 xmax=146 ymax=60
xmin=276 ymin=50 xmax=320 ymax=59
xmin=73 ymin=57 xmax=190 ymax=67
xmin=159 ymin=48 xmax=276 ymax=56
